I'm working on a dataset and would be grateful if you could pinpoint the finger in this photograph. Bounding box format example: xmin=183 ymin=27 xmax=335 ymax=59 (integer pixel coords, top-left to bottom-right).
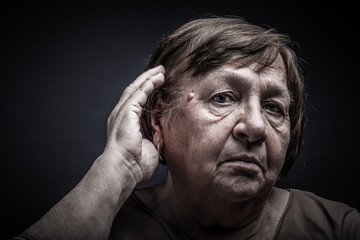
xmin=118 ymin=65 xmax=165 ymax=106
xmin=107 ymin=71 xmax=164 ymax=135
xmin=125 ymin=71 xmax=165 ymax=111
xmin=107 ymin=65 xmax=164 ymax=129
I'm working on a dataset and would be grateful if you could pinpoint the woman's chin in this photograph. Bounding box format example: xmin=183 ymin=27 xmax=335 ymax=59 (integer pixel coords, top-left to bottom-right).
xmin=209 ymin=176 xmax=268 ymax=202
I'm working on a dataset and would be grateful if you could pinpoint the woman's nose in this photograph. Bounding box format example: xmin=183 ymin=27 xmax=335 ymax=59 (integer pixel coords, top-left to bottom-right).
xmin=232 ymin=103 xmax=267 ymax=145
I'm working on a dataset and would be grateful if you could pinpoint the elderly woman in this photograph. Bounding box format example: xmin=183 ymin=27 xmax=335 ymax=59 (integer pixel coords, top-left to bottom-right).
xmin=13 ymin=16 xmax=359 ymax=240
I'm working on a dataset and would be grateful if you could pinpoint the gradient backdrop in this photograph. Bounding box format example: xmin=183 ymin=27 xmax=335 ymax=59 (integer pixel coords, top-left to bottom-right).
xmin=2 ymin=1 xmax=359 ymax=238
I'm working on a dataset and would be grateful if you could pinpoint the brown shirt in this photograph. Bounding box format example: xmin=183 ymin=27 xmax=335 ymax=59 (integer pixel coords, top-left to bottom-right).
xmin=12 ymin=189 xmax=360 ymax=240
xmin=109 ymin=189 xmax=360 ymax=240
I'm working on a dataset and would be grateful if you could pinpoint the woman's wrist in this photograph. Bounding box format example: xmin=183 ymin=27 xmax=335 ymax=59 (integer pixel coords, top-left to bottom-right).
xmin=98 ymin=146 xmax=144 ymax=186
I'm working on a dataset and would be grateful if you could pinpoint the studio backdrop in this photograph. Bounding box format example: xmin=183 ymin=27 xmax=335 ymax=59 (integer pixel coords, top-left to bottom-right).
xmin=2 ymin=2 xmax=359 ymax=239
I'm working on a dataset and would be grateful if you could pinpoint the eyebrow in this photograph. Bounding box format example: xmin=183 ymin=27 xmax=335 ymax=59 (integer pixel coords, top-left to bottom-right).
xmin=210 ymin=71 xmax=290 ymax=99
xmin=260 ymin=81 xmax=290 ymax=101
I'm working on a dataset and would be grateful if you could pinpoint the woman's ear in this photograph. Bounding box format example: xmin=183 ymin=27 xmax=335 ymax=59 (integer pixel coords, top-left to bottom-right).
xmin=151 ymin=94 xmax=164 ymax=148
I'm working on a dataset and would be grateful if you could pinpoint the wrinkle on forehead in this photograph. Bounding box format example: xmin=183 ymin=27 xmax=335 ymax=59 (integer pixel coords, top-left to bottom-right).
xmin=202 ymin=64 xmax=287 ymax=91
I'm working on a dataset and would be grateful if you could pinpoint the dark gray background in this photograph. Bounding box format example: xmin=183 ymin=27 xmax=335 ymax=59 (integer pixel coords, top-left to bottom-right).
xmin=2 ymin=1 xmax=359 ymax=238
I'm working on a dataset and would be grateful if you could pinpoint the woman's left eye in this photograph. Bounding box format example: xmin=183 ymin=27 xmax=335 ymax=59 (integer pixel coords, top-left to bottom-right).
xmin=263 ymin=103 xmax=284 ymax=115
xmin=212 ymin=93 xmax=234 ymax=104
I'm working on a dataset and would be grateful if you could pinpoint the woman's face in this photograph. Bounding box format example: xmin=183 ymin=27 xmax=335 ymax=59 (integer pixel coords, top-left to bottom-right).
xmin=161 ymin=58 xmax=291 ymax=203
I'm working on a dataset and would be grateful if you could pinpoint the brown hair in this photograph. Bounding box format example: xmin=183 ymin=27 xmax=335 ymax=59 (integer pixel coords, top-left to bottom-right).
xmin=141 ymin=16 xmax=306 ymax=178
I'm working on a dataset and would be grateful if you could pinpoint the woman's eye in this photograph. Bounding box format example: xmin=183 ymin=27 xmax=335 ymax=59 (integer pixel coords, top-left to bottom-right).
xmin=263 ymin=103 xmax=284 ymax=115
xmin=212 ymin=93 xmax=233 ymax=104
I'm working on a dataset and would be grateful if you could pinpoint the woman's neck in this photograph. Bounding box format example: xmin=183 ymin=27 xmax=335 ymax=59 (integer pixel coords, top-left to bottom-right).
xmin=137 ymin=178 xmax=289 ymax=240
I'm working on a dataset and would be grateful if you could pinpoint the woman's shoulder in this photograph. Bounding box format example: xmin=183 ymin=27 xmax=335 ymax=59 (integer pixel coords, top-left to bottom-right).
xmin=287 ymin=188 xmax=360 ymax=223
xmin=275 ymin=188 xmax=360 ymax=239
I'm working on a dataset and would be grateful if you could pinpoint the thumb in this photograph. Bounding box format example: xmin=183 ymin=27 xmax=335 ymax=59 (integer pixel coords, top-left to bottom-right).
xmin=140 ymin=139 xmax=160 ymax=182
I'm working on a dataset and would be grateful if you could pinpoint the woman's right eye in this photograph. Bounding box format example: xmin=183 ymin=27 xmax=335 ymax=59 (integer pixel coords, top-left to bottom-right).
xmin=212 ymin=93 xmax=234 ymax=104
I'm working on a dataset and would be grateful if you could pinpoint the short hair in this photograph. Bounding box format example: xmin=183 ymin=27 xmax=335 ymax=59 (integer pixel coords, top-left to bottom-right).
xmin=141 ymin=16 xmax=306 ymax=178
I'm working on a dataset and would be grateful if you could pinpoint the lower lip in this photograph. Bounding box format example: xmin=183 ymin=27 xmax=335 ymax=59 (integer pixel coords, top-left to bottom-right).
xmin=223 ymin=160 xmax=261 ymax=174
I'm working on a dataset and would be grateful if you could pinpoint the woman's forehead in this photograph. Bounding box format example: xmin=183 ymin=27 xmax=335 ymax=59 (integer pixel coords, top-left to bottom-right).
xmin=190 ymin=60 xmax=287 ymax=90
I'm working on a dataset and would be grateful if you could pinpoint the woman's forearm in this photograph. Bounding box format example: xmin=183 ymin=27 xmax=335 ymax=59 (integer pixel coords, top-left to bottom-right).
xmin=23 ymin=151 xmax=140 ymax=240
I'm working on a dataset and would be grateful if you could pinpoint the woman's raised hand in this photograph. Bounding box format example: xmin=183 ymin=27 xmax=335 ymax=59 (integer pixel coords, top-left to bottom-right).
xmin=104 ymin=65 xmax=165 ymax=184
xmin=20 ymin=66 xmax=165 ymax=240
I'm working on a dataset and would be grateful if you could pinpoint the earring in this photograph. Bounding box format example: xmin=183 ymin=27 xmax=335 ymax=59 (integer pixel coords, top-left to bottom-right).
xmin=157 ymin=140 xmax=164 ymax=162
